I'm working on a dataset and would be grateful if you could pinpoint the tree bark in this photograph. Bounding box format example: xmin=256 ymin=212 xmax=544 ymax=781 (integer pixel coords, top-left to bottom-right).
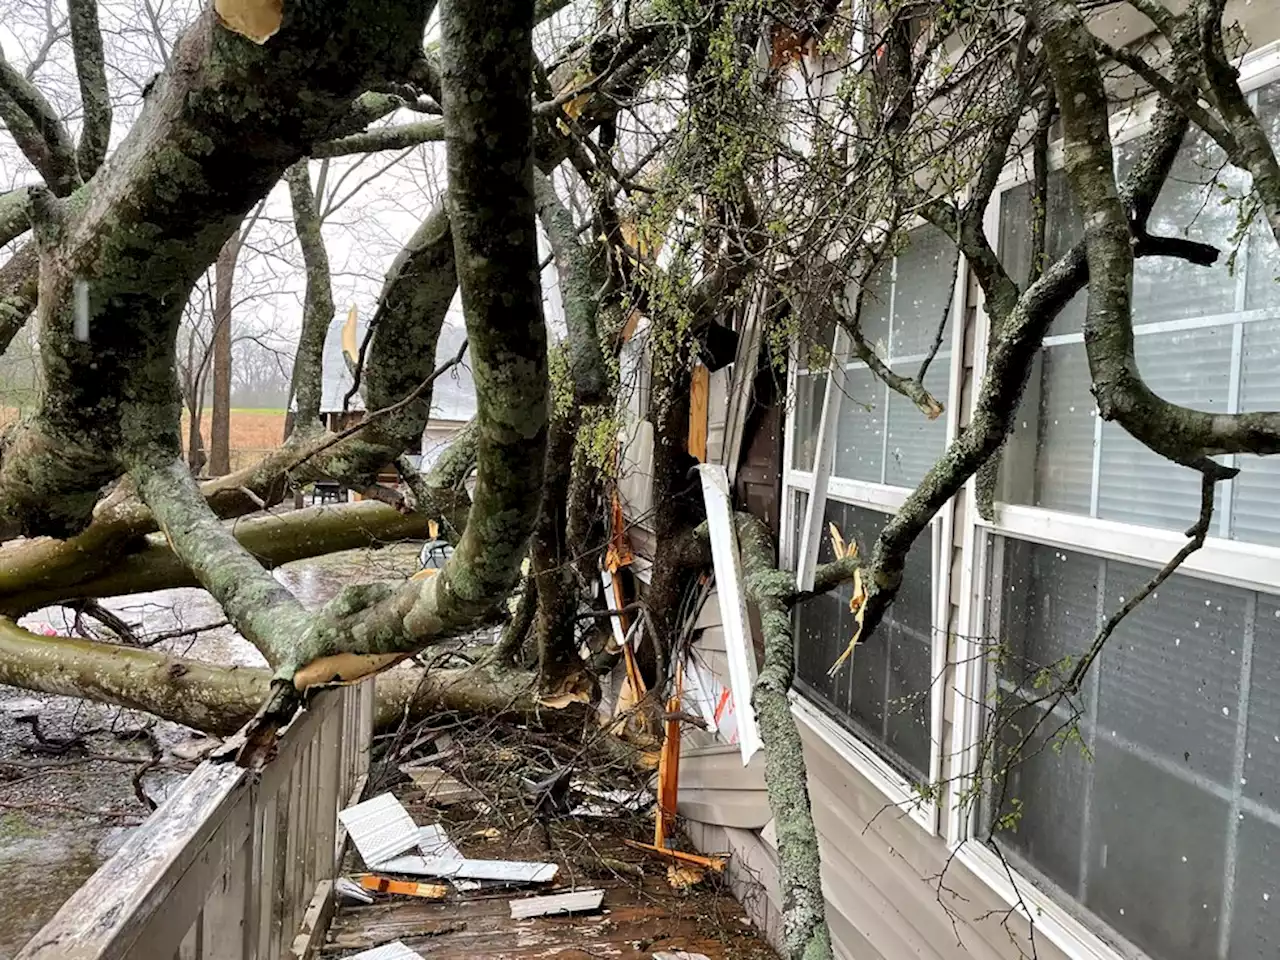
xmin=0 ymin=1 xmax=433 ymax=539
xmin=736 ymin=513 xmax=833 ymax=960
xmin=0 ymin=618 xmax=561 ymax=738
xmin=0 ymin=499 xmax=460 ymax=615
xmin=285 ymin=163 xmax=333 ymax=433
xmin=67 ymin=0 xmax=112 ymax=178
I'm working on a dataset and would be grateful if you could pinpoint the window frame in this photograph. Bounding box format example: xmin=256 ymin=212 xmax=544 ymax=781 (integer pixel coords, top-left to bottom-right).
xmin=948 ymin=37 xmax=1280 ymax=960
xmin=781 ymin=220 xmax=969 ymax=836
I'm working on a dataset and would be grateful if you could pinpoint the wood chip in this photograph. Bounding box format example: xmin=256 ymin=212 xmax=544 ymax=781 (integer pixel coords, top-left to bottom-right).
xmin=666 ymin=862 xmax=706 ymax=889
xmin=509 ymin=888 xmax=605 ymax=919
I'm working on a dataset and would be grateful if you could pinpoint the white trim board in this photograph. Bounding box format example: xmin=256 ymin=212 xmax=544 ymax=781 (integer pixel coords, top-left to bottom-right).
xmin=791 ymin=694 xmax=937 ymax=835
xmin=698 ymin=463 xmax=763 ymax=764
xmin=986 ymin=503 xmax=1280 ymax=596
xmin=955 ymin=840 xmax=1134 ymax=960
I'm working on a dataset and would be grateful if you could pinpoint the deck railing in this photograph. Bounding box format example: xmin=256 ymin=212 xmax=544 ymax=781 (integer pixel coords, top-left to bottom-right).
xmin=18 ymin=681 xmax=375 ymax=960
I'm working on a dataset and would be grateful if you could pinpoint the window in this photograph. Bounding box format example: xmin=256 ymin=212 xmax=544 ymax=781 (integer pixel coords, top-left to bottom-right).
xmin=997 ymin=86 xmax=1280 ymax=545
xmin=982 ymin=537 xmax=1280 ymax=960
xmin=783 ymin=221 xmax=959 ymax=804
xmin=795 ymin=500 xmax=934 ymax=782
xmin=791 ymin=224 xmax=957 ymax=489
xmin=955 ymin=70 xmax=1280 ymax=960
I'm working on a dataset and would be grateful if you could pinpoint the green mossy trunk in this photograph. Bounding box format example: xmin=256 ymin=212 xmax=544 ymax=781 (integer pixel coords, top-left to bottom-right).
xmin=0 ymin=1 xmax=431 ymax=538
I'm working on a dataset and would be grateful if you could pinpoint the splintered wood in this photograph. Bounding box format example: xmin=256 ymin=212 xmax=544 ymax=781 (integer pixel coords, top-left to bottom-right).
xmin=358 ymin=875 xmax=448 ymax=900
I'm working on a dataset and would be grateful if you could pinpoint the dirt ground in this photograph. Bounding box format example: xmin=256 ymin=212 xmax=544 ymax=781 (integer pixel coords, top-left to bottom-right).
xmin=0 ymin=538 xmax=424 ymax=955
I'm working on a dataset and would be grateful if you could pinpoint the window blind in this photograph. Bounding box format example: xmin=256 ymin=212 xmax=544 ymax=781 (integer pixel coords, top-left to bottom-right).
xmin=795 ymin=501 xmax=933 ymax=780
xmin=986 ymin=537 xmax=1280 ymax=960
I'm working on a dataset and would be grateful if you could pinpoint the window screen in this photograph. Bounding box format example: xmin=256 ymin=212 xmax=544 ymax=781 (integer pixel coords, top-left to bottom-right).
xmin=791 ymin=223 xmax=956 ymax=488
xmin=795 ymin=500 xmax=933 ymax=781
xmin=996 ymin=95 xmax=1280 ymax=546
xmin=984 ymin=537 xmax=1280 ymax=960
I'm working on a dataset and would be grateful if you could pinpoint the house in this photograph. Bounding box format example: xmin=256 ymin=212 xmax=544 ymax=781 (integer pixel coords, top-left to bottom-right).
xmin=316 ymin=310 xmax=478 ymax=483
xmin=616 ymin=6 xmax=1280 ymax=960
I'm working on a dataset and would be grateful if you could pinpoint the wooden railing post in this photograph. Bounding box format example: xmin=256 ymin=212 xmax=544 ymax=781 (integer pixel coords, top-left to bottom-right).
xmin=18 ymin=680 xmax=375 ymax=960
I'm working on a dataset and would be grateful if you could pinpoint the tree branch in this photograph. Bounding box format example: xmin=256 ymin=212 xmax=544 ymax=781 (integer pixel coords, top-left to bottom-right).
xmin=736 ymin=512 xmax=833 ymax=960
xmin=0 ymin=50 xmax=80 ymax=194
xmin=0 ymin=187 xmax=33 ymax=247
xmin=1040 ymin=0 xmax=1279 ymax=469
xmin=0 ymin=618 xmax=556 ymax=738
xmin=0 ymin=241 xmax=38 ymax=356
xmin=254 ymin=0 xmax=549 ymax=679
xmin=312 ymin=118 xmax=445 ymax=158
xmin=0 ymin=1 xmax=434 ymax=538
xmin=285 ymin=161 xmax=334 ymax=430
xmin=129 ymin=457 xmax=314 ymax=668
xmin=534 ymin=169 xmax=610 ymax=404
xmin=67 ymin=0 xmax=112 ymax=177
xmin=2 ymin=498 xmax=466 ymax=614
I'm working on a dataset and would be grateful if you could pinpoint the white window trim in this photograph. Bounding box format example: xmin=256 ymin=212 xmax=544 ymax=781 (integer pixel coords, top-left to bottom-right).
xmin=781 ymin=235 xmax=968 ymax=836
xmin=946 ymin=36 xmax=1280 ymax=960
xmin=953 ymin=839 xmax=1138 ymax=960
xmin=986 ymin=503 xmax=1280 ymax=596
xmin=791 ymin=692 xmax=938 ymax=834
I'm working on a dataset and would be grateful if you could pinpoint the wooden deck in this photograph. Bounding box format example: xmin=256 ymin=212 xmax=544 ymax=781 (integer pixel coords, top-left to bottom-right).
xmin=325 ymin=872 xmax=774 ymax=958
xmin=320 ymin=787 xmax=778 ymax=960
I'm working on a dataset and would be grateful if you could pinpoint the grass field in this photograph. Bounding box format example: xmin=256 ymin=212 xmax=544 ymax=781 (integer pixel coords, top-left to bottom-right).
xmin=183 ymin=409 xmax=288 ymax=453
xmin=0 ymin=406 xmax=290 ymax=471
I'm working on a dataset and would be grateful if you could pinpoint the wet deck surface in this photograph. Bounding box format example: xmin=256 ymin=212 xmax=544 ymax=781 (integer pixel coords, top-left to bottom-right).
xmin=323 ymin=765 xmax=777 ymax=960
xmin=326 ymin=870 xmax=772 ymax=958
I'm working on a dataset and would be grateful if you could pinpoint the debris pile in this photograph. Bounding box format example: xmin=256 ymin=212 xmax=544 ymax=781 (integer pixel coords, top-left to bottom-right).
xmin=321 ymin=719 xmax=779 ymax=959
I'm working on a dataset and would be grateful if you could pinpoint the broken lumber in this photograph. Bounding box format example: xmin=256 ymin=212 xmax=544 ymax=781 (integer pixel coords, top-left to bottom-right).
xmin=508 ymin=888 xmax=605 ymax=919
xmin=358 ymin=875 xmax=448 ymax=900
xmin=374 ymin=854 xmax=558 ymax=884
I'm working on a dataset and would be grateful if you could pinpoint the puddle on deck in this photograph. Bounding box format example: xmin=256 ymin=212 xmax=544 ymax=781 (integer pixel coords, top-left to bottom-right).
xmin=0 ymin=540 xmax=424 ymax=954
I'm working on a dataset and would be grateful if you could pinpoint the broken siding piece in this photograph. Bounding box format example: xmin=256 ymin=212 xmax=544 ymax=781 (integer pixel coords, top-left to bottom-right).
xmin=417 ymin=823 xmax=463 ymax=859
xmin=344 ymin=941 xmax=426 ymax=960
xmin=337 ymin=793 xmax=421 ymax=867
xmin=335 ymin=877 xmax=375 ymax=904
xmin=508 ymin=888 xmax=606 ymax=919
xmin=697 ymin=464 xmax=762 ymax=764
xmin=400 ymin=764 xmax=483 ymax=804
xmin=374 ymin=855 xmax=559 ymax=884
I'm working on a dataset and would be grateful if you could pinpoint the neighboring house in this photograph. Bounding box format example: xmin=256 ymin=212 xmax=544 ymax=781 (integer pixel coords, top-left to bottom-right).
xmin=316 ymin=311 xmax=478 ymax=475
xmin=618 ymin=7 xmax=1280 ymax=960
xmin=418 ymin=322 xmax=477 ymax=473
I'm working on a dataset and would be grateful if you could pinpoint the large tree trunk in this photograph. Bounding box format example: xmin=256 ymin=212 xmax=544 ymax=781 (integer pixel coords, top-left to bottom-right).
xmin=0 ymin=618 xmax=565 ymax=738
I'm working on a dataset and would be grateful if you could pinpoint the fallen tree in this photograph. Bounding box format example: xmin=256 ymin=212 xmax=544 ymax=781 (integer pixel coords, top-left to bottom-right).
xmin=3 ymin=2 xmax=1280 ymax=958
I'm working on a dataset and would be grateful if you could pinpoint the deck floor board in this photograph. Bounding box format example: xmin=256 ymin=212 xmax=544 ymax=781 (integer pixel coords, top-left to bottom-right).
xmin=323 ymin=783 xmax=777 ymax=960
